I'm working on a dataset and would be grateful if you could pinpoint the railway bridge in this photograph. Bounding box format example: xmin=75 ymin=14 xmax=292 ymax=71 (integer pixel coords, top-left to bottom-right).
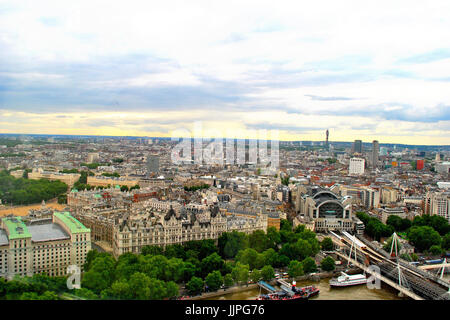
xmin=329 ymin=231 xmax=450 ymax=300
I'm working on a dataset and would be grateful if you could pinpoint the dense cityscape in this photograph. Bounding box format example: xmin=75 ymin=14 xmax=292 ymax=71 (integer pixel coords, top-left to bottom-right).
xmin=1 ymin=1 xmax=449 ymax=310
xmin=0 ymin=133 xmax=448 ymax=300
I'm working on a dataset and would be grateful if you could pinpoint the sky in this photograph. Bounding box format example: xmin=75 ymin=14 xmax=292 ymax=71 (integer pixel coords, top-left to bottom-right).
xmin=0 ymin=0 xmax=450 ymax=144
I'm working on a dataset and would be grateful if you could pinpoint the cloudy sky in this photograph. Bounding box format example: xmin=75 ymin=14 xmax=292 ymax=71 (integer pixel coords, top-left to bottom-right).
xmin=1 ymin=0 xmax=450 ymax=144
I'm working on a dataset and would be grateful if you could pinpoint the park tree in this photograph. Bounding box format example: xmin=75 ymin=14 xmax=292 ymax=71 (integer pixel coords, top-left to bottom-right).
xmin=321 ymin=237 xmax=334 ymax=251
xmin=115 ymin=253 xmax=140 ymax=281
xmin=429 ymin=245 xmax=443 ymax=256
xmin=141 ymin=245 xmax=164 ymax=256
xmin=302 ymin=257 xmax=317 ymax=274
xmin=236 ymin=248 xmax=259 ymax=270
xmin=81 ymin=254 xmax=116 ymax=294
xmin=186 ymin=276 xmax=204 ymax=295
xmin=261 ymin=265 xmax=275 ymax=282
xmin=110 ymin=280 xmax=132 ymax=299
xmin=407 ymin=226 xmax=442 ymax=252
xmin=250 ymin=269 xmax=262 ymax=283
xmin=200 ymin=253 xmax=225 ymax=278
xmin=275 ymin=254 xmax=291 ymax=268
xmin=249 ymin=230 xmax=269 ymax=252
xmin=321 ymin=256 xmax=336 ymax=272
xmin=442 ymin=233 xmax=450 ymax=250
xmin=231 ymin=262 xmax=250 ymax=285
xmin=205 ymin=271 xmax=223 ymax=292
xmin=224 ymin=273 xmax=234 ymax=287
xmin=261 ymin=248 xmax=279 ymax=267
xmin=288 ymin=260 xmax=304 ymax=278
xmin=165 ymin=281 xmax=179 ymax=299
xmin=218 ymin=231 xmax=249 ymax=259
xmin=128 ymin=272 xmax=151 ymax=300
xmin=266 ymin=227 xmax=281 ymax=249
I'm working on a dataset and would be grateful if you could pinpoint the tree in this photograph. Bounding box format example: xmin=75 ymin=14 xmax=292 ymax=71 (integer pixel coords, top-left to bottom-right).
xmin=147 ymin=277 xmax=169 ymax=300
xmin=407 ymin=226 xmax=442 ymax=252
xmin=266 ymin=227 xmax=281 ymax=249
xmin=261 ymin=248 xmax=278 ymax=267
xmin=261 ymin=265 xmax=275 ymax=282
xmin=141 ymin=245 xmax=164 ymax=256
xmin=280 ymin=219 xmax=293 ymax=232
xmin=231 ymin=262 xmax=250 ymax=285
xmin=302 ymin=257 xmax=317 ymax=274
xmin=386 ymin=215 xmax=411 ymax=232
xmin=200 ymin=253 xmax=224 ymax=278
xmin=224 ymin=273 xmax=234 ymax=287
xmin=165 ymin=281 xmax=179 ymax=299
xmin=110 ymin=280 xmax=132 ymax=299
xmin=321 ymin=256 xmax=336 ymax=272
xmin=429 ymin=245 xmax=443 ymax=256
xmin=288 ymin=260 xmax=304 ymax=278
xmin=250 ymin=269 xmax=262 ymax=283
xmin=218 ymin=231 xmax=249 ymax=259
xmin=115 ymin=253 xmax=140 ymax=281
xmin=128 ymin=273 xmax=151 ymax=299
xmin=249 ymin=230 xmax=269 ymax=252
xmin=236 ymin=248 xmax=259 ymax=270
xmin=81 ymin=254 xmax=116 ymax=294
xmin=186 ymin=277 xmax=204 ymax=295
xmin=443 ymin=233 xmax=450 ymax=250
xmin=321 ymin=237 xmax=334 ymax=251
xmin=275 ymin=254 xmax=290 ymax=268
xmin=205 ymin=271 xmax=223 ymax=292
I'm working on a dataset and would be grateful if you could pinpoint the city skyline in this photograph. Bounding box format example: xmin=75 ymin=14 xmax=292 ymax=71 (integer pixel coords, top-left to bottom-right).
xmin=1 ymin=1 xmax=450 ymax=145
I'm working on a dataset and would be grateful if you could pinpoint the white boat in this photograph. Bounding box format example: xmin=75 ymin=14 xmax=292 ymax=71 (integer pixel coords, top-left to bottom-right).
xmin=329 ymin=272 xmax=368 ymax=287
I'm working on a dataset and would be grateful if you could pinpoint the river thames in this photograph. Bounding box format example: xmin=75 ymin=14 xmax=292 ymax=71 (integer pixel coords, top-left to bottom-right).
xmin=206 ymin=277 xmax=409 ymax=300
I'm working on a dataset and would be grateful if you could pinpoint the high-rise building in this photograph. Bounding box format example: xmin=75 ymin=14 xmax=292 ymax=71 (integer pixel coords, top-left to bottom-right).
xmin=353 ymin=140 xmax=362 ymax=154
xmin=416 ymin=159 xmax=424 ymax=170
xmin=325 ymin=129 xmax=329 ymax=146
xmin=146 ymin=154 xmax=160 ymax=176
xmin=349 ymin=158 xmax=365 ymax=175
xmin=372 ymin=140 xmax=379 ymax=168
xmin=425 ymin=191 xmax=450 ymax=222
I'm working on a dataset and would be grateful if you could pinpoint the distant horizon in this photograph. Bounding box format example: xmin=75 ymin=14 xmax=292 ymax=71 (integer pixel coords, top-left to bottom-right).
xmin=1 ymin=2 xmax=449 ymax=146
xmin=1 ymin=132 xmax=449 ymax=148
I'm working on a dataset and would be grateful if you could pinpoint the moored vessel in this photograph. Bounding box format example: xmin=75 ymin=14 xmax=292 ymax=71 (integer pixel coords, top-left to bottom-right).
xmin=329 ymin=272 xmax=368 ymax=287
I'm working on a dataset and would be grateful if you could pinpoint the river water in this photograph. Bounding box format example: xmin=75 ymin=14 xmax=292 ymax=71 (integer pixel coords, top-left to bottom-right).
xmin=207 ymin=277 xmax=407 ymax=300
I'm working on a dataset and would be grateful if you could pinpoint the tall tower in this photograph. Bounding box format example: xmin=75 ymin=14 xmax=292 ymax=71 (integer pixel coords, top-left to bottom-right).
xmin=325 ymin=129 xmax=329 ymax=146
xmin=146 ymin=154 xmax=160 ymax=177
xmin=353 ymin=140 xmax=363 ymax=154
xmin=372 ymin=140 xmax=379 ymax=168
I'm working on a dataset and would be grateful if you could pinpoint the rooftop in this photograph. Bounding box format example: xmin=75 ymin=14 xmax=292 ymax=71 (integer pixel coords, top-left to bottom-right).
xmin=27 ymin=223 xmax=70 ymax=242
xmin=53 ymin=211 xmax=90 ymax=234
xmin=2 ymin=216 xmax=32 ymax=239
xmin=0 ymin=229 xmax=9 ymax=246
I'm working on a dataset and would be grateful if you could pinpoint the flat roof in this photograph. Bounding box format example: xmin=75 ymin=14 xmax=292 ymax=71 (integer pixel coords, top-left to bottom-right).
xmin=27 ymin=223 xmax=70 ymax=242
xmin=0 ymin=229 xmax=9 ymax=246
xmin=53 ymin=211 xmax=90 ymax=234
xmin=2 ymin=216 xmax=32 ymax=239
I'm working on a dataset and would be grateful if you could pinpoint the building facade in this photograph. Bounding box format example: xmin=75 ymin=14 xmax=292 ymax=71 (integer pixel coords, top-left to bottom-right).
xmin=349 ymin=158 xmax=365 ymax=175
xmin=0 ymin=212 xmax=91 ymax=280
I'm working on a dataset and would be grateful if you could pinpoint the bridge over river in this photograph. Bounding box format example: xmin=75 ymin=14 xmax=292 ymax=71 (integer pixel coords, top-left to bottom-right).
xmin=329 ymin=231 xmax=450 ymax=300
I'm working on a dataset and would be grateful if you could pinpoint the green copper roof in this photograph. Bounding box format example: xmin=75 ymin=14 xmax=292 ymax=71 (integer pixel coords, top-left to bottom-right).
xmin=54 ymin=211 xmax=90 ymax=234
xmin=94 ymin=193 xmax=102 ymax=198
xmin=2 ymin=216 xmax=31 ymax=239
xmin=71 ymin=188 xmax=78 ymax=193
xmin=115 ymin=185 xmax=120 ymax=189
